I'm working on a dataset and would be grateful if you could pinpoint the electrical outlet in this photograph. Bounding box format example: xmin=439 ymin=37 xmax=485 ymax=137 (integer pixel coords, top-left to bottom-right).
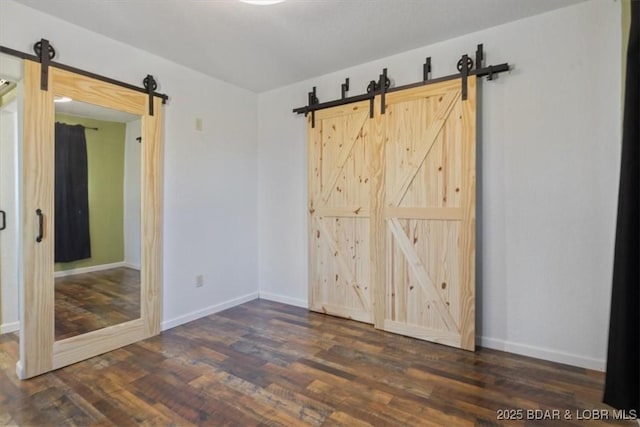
xmin=195 ymin=274 xmax=204 ymax=288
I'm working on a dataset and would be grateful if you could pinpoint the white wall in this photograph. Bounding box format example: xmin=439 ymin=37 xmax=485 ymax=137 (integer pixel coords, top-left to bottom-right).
xmin=258 ymin=0 xmax=622 ymax=370
xmin=0 ymin=99 xmax=20 ymax=333
xmin=0 ymin=0 xmax=260 ymax=330
xmin=123 ymin=119 xmax=141 ymax=270
xmin=0 ymin=54 xmax=22 ymax=334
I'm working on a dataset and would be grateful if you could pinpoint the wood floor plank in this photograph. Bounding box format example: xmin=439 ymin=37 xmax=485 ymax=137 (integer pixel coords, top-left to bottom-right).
xmin=0 ymin=299 xmax=634 ymax=426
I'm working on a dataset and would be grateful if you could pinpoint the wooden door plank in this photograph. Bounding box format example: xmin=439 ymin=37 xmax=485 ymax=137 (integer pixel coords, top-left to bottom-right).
xmin=388 ymin=217 xmax=459 ymax=334
xmin=308 ymin=115 xmax=322 ymax=311
xmin=458 ymin=77 xmax=477 ymax=351
xmin=53 ymin=319 xmax=146 ymax=369
xmin=141 ymin=96 xmax=163 ymax=338
xmin=389 ymin=90 xmax=459 ymax=207
xmin=315 ymin=216 xmax=371 ymax=312
xmin=20 ymin=60 xmax=55 ymax=378
xmin=314 ymin=207 xmax=370 ymax=218
xmin=383 ymin=320 xmax=460 ymax=347
xmin=318 ymin=112 xmax=368 ymax=205
xmin=370 ymin=97 xmax=386 ymax=329
xmin=384 ymin=207 xmax=463 ymax=221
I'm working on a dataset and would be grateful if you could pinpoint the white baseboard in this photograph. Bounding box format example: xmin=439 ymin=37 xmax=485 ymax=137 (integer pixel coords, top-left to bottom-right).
xmin=1 ymin=321 xmax=19 ymax=334
xmin=123 ymin=262 xmax=141 ymax=270
xmin=54 ymin=261 xmax=132 ymax=278
xmin=1 ymin=291 xmax=260 ymax=334
xmin=259 ymin=291 xmax=308 ymax=308
xmin=15 ymin=361 xmax=24 ymax=380
xmin=161 ymin=292 xmax=259 ymax=331
xmin=478 ymin=336 xmax=605 ymax=372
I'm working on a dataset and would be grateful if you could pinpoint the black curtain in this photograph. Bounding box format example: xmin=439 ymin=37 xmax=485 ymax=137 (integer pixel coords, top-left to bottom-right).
xmin=604 ymin=2 xmax=639 ymax=413
xmin=54 ymin=122 xmax=91 ymax=263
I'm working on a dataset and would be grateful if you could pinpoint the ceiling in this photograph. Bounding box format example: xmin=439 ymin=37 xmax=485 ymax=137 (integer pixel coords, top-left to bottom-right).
xmin=14 ymin=0 xmax=583 ymax=92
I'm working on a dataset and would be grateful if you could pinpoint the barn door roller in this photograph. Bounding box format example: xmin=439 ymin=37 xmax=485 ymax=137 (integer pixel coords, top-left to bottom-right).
xmin=33 ymin=39 xmax=55 ymax=91
xmin=293 ymin=44 xmax=510 ymax=127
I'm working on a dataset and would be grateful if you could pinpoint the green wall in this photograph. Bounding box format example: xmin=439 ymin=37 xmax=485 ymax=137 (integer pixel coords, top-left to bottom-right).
xmin=55 ymin=114 xmax=126 ymax=272
xmin=0 ymin=86 xmax=17 ymax=108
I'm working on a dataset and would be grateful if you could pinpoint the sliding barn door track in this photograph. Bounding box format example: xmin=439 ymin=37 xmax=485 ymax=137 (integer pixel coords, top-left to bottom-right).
xmin=0 ymin=38 xmax=169 ymax=116
xmin=293 ymin=44 xmax=509 ymax=127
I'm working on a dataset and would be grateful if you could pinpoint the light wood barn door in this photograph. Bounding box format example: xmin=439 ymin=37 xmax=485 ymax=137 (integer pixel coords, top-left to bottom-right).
xmin=308 ymin=102 xmax=373 ymax=323
xmin=19 ymin=61 xmax=163 ymax=379
xmin=380 ymin=78 xmax=476 ymax=350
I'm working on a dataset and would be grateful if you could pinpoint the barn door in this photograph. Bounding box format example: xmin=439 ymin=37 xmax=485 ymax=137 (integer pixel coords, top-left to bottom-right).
xmin=308 ymin=101 xmax=373 ymax=323
xmin=380 ymin=78 xmax=476 ymax=350
xmin=19 ymin=60 xmax=163 ymax=379
xmin=307 ymin=78 xmax=476 ymax=350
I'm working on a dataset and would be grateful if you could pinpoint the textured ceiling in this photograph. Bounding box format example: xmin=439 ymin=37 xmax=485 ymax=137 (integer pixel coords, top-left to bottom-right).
xmin=14 ymin=0 xmax=583 ymax=92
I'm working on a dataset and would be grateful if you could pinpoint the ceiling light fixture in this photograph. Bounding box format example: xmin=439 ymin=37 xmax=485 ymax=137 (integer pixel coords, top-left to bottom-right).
xmin=54 ymin=96 xmax=73 ymax=103
xmin=239 ymin=0 xmax=285 ymax=5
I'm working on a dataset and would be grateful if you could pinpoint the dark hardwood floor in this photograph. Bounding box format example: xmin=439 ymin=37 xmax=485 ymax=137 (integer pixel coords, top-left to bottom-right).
xmin=0 ymin=299 xmax=634 ymax=426
xmin=55 ymin=267 xmax=140 ymax=340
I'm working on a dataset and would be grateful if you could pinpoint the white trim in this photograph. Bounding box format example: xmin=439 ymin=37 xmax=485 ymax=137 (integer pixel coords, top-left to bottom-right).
xmin=478 ymin=336 xmax=605 ymax=372
xmin=54 ymin=261 xmax=130 ymax=278
xmin=1 ymin=321 xmax=19 ymax=334
xmin=259 ymin=291 xmax=308 ymax=308
xmin=123 ymin=262 xmax=141 ymax=270
xmin=15 ymin=361 xmax=24 ymax=380
xmin=161 ymin=292 xmax=259 ymax=331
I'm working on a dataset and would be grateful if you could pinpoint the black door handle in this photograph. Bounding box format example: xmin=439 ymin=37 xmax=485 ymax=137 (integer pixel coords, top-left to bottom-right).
xmin=0 ymin=210 xmax=5 ymax=231
xmin=36 ymin=209 xmax=43 ymax=242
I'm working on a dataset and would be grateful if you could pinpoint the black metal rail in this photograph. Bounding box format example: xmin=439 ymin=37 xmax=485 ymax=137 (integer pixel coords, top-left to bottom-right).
xmin=293 ymin=44 xmax=509 ymax=127
xmin=0 ymin=40 xmax=169 ymax=108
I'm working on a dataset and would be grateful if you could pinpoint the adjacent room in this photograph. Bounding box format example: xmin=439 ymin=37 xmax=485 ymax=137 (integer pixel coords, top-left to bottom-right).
xmin=0 ymin=0 xmax=637 ymax=425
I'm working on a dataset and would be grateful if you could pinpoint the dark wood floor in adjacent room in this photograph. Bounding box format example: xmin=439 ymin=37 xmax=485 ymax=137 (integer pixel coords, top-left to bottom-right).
xmin=55 ymin=267 xmax=140 ymax=340
xmin=0 ymin=299 xmax=632 ymax=426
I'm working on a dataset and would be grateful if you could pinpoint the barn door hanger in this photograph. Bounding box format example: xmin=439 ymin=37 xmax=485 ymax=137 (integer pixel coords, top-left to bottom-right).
xmin=0 ymin=38 xmax=170 ymax=114
xmin=293 ymin=43 xmax=511 ymax=125
xmin=366 ymin=68 xmax=391 ymax=117
xmin=33 ymin=39 xmax=55 ymax=91
xmin=459 ymin=44 xmax=500 ymax=100
xmin=306 ymin=86 xmax=319 ymax=127
xmin=297 ymin=68 xmax=392 ymax=128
